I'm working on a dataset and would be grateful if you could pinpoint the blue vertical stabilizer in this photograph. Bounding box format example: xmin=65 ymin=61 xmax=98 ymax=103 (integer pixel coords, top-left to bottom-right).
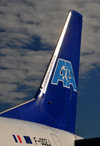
xmin=0 ymin=10 xmax=82 ymax=134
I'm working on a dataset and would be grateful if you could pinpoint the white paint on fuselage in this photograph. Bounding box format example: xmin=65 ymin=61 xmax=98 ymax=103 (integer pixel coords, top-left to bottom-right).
xmin=0 ymin=117 xmax=82 ymax=146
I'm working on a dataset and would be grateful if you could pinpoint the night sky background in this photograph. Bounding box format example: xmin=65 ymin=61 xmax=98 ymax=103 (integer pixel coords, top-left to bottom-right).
xmin=0 ymin=0 xmax=100 ymax=138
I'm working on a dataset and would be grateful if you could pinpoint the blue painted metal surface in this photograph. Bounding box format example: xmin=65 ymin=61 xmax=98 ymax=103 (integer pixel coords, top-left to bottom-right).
xmin=0 ymin=10 xmax=82 ymax=134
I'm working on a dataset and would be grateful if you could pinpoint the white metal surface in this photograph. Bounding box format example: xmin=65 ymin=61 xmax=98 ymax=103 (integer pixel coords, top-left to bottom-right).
xmin=0 ymin=117 xmax=82 ymax=146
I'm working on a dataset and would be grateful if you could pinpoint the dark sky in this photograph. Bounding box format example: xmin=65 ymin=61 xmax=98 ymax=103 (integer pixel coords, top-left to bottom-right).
xmin=0 ymin=0 xmax=100 ymax=138
xmin=76 ymin=66 xmax=100 ymax=138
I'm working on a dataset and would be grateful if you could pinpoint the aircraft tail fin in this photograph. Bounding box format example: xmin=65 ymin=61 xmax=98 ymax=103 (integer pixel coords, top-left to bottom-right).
xmin=0 ymin=10 xmax=82 ymax=134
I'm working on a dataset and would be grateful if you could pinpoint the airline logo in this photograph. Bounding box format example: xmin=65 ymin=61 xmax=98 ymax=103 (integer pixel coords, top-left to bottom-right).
xmin=51 ymin=58 xmax=77 ymax=91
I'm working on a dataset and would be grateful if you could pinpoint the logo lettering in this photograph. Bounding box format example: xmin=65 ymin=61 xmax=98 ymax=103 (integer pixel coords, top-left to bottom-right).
xmin=51 ymin=58 xmax=77 ymax=91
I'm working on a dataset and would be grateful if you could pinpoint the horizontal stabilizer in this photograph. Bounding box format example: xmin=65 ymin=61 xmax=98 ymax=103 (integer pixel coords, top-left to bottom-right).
xmin=75 ymin=137 xmax=100 ymax=146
